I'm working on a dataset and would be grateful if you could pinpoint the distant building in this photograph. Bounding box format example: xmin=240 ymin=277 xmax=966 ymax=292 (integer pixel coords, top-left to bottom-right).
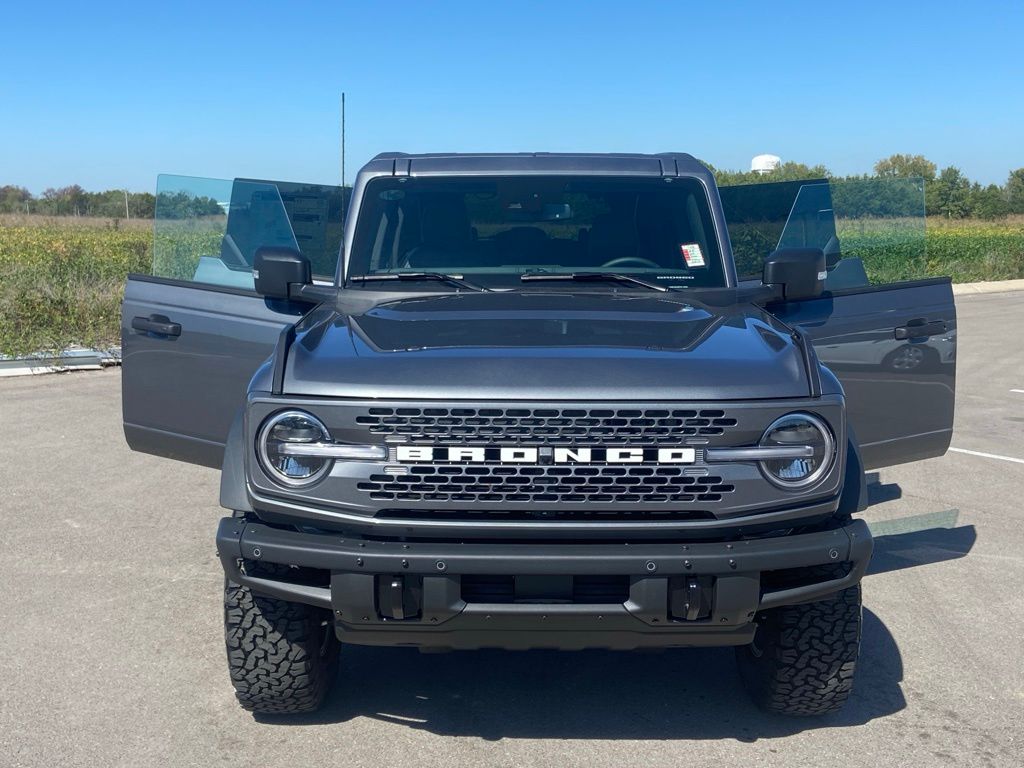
xmin=751 ymin=154 xmax=781 ymax=175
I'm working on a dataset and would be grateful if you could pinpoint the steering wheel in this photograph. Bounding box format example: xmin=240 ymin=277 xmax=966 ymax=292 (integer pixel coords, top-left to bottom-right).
xmin=601 ymin=256 xmax=661 ymax=269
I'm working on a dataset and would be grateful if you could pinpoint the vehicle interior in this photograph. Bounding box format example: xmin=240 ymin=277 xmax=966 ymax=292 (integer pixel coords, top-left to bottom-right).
xmin=349 ymin=176 xmax=727 ymax=287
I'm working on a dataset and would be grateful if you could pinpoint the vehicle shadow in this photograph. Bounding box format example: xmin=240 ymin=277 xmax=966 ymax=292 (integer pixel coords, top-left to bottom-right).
xmin=256 ymin=508 xmax=977 ymax=738
xmin=867 ymin=508 xmax=977 ymax=576
xmin=257 ymin=607 xmax=902 ymax=739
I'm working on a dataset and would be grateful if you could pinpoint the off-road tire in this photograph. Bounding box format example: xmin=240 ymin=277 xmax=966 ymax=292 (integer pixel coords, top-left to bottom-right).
xmin=736 ymin=578 xmax=861 ymax=716
xmin=224 ymin=577 xmax=338 ymax=714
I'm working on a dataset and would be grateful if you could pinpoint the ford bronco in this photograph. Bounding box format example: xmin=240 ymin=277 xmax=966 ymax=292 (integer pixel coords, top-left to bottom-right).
xmin=122 ymin=153 xmax=956 ymax=715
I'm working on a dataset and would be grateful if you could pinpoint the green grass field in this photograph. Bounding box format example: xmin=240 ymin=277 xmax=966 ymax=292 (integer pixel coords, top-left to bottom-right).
xmin=0 ymin=220 xmax=151 ymax=357
xmin=1 ymin=215 xmax=1021 ymax=357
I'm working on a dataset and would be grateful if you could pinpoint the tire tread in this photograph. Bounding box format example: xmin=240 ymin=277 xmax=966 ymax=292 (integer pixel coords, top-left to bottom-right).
xmin=224 ymin=578 xmax=337 ymax=714
xmin=737 ymin=571 xmax=861 ymax=716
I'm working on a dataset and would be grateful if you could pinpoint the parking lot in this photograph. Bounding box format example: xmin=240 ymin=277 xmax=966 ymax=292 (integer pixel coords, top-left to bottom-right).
xmin=1 ymin=291 xmax=1021 ymax=768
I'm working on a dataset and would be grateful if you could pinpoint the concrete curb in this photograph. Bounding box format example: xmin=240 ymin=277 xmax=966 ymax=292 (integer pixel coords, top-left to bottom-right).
xmin=0 ymin=348 xmax=121 ymax=378
xmin=952 ymin=279 xmax=1024 ymax=296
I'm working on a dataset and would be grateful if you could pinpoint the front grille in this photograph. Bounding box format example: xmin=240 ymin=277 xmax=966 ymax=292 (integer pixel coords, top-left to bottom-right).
xmin=357 ymin=465 xmax=736 ymax=505
xmin=355 ymin=407 xmax=738 ymax=445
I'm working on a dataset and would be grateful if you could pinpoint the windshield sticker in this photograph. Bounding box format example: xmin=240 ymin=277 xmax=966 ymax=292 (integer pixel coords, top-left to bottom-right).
xmin=680 ymin=243 xmax=706 ymax=268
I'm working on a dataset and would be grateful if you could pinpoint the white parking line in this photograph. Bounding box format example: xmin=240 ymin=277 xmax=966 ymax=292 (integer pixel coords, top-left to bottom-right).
xmin=949 ymin=447 xmax=1024 ymax=465
xmin=1011 ymin=389 xmax=1024 ymax=394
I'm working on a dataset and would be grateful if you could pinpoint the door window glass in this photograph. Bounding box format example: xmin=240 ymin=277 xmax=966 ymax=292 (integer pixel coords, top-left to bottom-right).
xmin=720 ymin=178 xmax=824 ymax=280
xmin=152 ymin=175 xmax=345 ymax=289
xmin=722 ymin=177 xmax=926 ymax=289
xmin=824 ymin=177 xmax=926 ymax=288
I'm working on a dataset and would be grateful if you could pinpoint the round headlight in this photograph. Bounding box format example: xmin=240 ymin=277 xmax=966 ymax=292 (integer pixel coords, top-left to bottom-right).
xmin=759 ymin=413 xmax=835 ymax=489
xmin=257 ymin=410 xmax=332 ymax=487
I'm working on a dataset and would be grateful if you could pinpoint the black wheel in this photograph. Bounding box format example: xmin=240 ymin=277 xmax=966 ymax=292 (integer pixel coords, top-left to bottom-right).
xmin=736 ymin=579 xmax=862 ymax=716
xmin=224 ymin=576 xmax=338 ymax=714
xmin=882 ymin=344 xmax=937 ymax=372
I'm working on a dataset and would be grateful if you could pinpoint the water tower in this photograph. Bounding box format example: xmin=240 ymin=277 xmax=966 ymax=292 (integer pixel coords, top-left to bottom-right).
xmin=751 ymin=154 xmax=781 ymax=174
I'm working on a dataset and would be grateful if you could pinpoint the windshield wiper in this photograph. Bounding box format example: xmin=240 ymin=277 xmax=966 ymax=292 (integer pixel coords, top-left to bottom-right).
xmin=349 ymin=272 xmax=490 ymax=291
xmin=520 ymin=271 xmax=672 ymax=292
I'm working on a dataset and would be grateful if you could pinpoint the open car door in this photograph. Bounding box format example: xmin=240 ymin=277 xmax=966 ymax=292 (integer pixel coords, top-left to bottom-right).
xmin=122 ymin=175 xmax=345 ymax=468
xmin=745 ymin=178 xmax=956 ymax=470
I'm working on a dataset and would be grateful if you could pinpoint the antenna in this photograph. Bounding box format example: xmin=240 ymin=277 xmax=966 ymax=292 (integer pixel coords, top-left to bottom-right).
xmin=340 ymin=92 xmax=346 ymax=222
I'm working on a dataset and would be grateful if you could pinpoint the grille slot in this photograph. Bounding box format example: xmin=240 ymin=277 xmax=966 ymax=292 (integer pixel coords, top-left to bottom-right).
xmin=374 ymin=508 xmax=715 ymax=521
xmin=358 ymin=465 xmax=735 ymax=505
xmin=460 ymin=575 xmax=630 ymax=604
xmin=355 ymin=407 xmax=738 ymax=445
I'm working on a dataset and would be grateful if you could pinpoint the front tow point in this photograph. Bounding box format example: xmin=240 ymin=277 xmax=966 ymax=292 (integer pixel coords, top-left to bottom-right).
xmin=386 ymin=577 xmax=405 ymax=620
xmin=670 ymin=575 xmax=714 ymax=621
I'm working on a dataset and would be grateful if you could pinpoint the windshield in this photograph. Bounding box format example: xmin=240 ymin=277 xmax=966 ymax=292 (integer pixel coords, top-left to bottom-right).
xmin=347 ymin=176 xmax=726 ymax=289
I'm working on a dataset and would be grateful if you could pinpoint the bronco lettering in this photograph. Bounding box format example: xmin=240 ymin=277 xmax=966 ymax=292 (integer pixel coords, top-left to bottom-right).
xmin=394 ymin=445 xmax=697 ymax=464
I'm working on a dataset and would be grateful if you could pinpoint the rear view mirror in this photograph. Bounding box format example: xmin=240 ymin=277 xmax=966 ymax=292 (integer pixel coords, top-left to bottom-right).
xmin=763 ymin=248 xmax=826 ymax=301
xmin=253 ymin=247 xmax=311 ymax=300
xmin=504 ymin=202 xmax=573 ymax=222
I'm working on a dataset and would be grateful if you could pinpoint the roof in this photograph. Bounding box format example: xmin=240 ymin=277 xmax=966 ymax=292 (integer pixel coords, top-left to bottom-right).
xmin=359 ymin=152 xmax=711 ymax=178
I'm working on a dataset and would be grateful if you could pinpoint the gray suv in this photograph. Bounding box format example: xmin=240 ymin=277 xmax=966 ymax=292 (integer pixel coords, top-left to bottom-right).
xmin=122 ymin=153 xmax=956 ymax=716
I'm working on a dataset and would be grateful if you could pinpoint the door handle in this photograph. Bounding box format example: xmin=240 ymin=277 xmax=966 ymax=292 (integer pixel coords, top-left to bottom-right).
xmin=131 ymin=314 xmax=181 ymax=337
xmin=894 ymin=318 xmax=946 ymax=340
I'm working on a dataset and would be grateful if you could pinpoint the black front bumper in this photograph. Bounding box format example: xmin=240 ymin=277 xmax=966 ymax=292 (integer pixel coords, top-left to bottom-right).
xmin=216 ymin=517 xmax=872 ymax=650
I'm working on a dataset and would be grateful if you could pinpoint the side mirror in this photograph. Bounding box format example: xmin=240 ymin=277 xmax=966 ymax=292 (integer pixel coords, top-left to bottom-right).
xmin=253 ymin=246 xmax=311 ymax=300
xmin=763 ymin=247 xmax=826 ymax=301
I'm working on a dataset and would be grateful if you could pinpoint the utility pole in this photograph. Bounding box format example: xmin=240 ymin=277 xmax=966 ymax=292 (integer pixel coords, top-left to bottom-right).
xmin=124 ymin=189 xmax=130 ymax=220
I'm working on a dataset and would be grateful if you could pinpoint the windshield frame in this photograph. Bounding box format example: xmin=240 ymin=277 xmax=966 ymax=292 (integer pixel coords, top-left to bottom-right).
xmin=342 ymin=173 xmax=733 ymax=292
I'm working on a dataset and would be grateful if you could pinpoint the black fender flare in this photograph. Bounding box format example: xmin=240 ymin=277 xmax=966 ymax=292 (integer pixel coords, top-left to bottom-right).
xmin=219 ymin=408 xmax=253 ymax=513
xmin=837 ymin=422 xmax=868 ymax=517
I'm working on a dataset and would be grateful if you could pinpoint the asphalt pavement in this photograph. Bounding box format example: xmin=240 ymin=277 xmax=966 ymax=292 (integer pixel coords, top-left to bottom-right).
xmin=0 ymin=292 xmax=1021 ymax=767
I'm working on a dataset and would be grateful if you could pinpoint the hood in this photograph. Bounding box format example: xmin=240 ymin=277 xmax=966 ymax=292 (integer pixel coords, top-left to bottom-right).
xmin=283 ymin=292 xmax=810 ymax=400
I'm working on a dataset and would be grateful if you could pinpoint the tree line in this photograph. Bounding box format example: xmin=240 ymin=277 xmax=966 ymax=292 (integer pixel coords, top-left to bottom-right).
xmin=706 ymin=155 xmax=1024 ymax=219
xmin=0 ymin=186 xmax=225 ymax=220
xmin=3 ymin=154 xmax=1023 ymax=220
xmin=0 ymin=185 xmax=158 ymax=219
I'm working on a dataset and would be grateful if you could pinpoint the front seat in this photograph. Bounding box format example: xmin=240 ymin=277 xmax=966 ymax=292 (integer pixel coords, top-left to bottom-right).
xmin=406 ymin=194 xmax=474 ymax=269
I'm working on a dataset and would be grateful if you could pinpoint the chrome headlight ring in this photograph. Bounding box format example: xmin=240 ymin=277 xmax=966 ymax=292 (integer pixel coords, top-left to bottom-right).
xmin=257 ymin=410 xmax=335 ymax=487
xmin=757 ymin=412 xmax=836 ymax=490
xmin=256 ymin=409 xmax=389 ymax=488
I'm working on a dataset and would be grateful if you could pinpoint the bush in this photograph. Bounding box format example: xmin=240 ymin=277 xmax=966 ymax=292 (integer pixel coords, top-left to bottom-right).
xmin=0 ymin=225 xmax=151 ymax=356
xmin=917 ymin=226 xmax=1024 ymax=282
xmin=839 ymin=220 xmax=1023 ymax=284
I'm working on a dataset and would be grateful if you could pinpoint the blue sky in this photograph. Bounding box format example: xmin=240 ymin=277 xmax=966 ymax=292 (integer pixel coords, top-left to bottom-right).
xmin=2 ymin=1 xmax=1021 ymax=193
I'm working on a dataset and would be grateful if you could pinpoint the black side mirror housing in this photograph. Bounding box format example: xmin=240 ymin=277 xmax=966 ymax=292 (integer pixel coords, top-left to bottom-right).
xmin=253 ymin=247 xmax=311 ymax=300
xmin=763 ymin=247 xmax=826 ymax=301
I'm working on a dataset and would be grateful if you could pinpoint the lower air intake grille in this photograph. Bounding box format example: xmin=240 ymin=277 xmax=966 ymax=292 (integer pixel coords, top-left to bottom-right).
xmin=374 ymin=508 xmax=715 ymax=521
xmin=357 ymin=465 xmax=735 ymax=505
